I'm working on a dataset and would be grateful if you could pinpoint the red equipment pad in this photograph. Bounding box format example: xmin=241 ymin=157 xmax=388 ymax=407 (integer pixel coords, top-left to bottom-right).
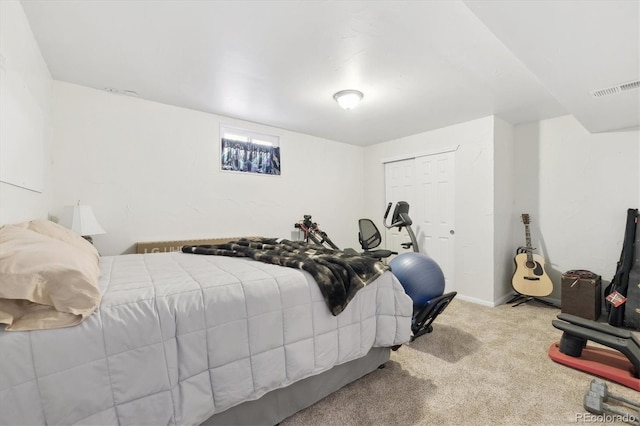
xmin=548 ymin=342 xmax=639 ymax=391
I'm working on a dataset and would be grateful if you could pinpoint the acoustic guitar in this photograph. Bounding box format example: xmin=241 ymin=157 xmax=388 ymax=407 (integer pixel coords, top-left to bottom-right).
xmin=511 ymin=214 xmax=553 ymax=297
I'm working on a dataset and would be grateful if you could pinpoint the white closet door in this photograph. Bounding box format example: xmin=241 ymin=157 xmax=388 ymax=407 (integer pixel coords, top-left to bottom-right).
xmin=384 ymin=151 xmax=456 ymax=290
xmin=415 ymin=151 xmax=456 ymax=290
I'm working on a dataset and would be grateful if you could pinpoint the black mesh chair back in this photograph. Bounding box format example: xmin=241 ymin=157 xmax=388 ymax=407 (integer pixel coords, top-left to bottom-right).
xmin=358 ymin=219 xmax=395 ymax=259
xmin=359 ymin=219 xmax=382 ymax=250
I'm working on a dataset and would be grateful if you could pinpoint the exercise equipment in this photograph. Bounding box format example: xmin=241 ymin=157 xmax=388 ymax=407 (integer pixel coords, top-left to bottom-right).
xmin=371 ymin=201 xmax=457 ymax=340
xmin=357 ymin=200 xmax=416 ymax=256
xmin=357 ymin=218 xmax=397 ymax=260
xmin=583 ymin=379 xmax=639 ymax=425
xmin=383 ymin=201 xmax=419 ymax=252
xmin=390 ymin=251 xmax=454 ymax=340
xmin=294 ymin=214 xmax=339 ymax=250
xmin=390 ymin=252 xmax=445 ymax=307
xmin=549 ymin=313 xmax=640 ymax=391
xmin=588 ymin=379 xmax=640 ymax=408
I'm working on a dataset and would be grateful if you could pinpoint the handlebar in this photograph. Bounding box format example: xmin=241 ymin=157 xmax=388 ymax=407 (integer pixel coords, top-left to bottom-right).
xmin=384 ymin=202 xmax=392 ymax=220
xmin=382 ymin=201 xmax=419 ymax=252
xmin=383 ymin=201 xmax=413 ymax=230
xmin=383 ymin=202 xmax=394 ymax=229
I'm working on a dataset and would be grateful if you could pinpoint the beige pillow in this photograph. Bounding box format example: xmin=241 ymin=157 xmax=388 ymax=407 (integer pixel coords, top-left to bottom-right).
xmin=11 ymin=219 xmax=99 ymax=259
xmin=0 ymin=225 xmax=101 ymax=331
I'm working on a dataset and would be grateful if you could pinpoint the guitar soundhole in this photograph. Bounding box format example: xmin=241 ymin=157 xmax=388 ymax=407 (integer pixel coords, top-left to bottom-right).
xmin=531 ymin=261 xmax=544 ymax=276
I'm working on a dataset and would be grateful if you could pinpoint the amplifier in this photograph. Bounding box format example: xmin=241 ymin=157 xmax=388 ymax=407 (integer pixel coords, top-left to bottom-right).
xmin=561 ymin=270 xmax=602 ymax=321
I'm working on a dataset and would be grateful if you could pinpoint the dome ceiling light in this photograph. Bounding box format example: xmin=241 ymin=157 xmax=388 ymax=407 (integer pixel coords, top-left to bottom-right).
xmin=333 ymin=89 xmax=364 ymax=110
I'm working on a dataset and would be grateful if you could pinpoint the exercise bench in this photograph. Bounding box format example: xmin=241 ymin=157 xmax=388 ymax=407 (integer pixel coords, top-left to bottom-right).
xmin=549 ymin=313 xmax=639 ymax=391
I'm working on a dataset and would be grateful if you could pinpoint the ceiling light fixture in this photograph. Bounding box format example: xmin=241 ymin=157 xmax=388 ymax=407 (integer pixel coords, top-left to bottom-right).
xmin=333 ymin=89 xmax=364 ymax=110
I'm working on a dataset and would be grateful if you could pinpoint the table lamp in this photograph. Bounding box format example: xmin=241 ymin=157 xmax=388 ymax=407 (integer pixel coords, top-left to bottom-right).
xmin=60 ymin=203 xmax=106 ymax=244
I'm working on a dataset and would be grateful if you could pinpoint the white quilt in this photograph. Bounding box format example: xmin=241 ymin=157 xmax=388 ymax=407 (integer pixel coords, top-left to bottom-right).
xmin=0 ymin=252 xmax=412 ymax=425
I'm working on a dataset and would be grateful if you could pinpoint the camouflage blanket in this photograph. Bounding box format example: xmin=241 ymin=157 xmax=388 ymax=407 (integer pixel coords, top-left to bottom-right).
xmin=182 ymin=238 xmax=389 ymax=315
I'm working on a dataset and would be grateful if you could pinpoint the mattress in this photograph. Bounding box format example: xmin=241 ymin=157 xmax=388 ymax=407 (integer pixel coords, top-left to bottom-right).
xmin=0 ymin=252 xmax=412 ymax=425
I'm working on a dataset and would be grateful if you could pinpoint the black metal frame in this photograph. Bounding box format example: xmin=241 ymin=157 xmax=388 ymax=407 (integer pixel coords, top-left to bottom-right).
xmin=294 ymin=215 xmax=339 ymax=250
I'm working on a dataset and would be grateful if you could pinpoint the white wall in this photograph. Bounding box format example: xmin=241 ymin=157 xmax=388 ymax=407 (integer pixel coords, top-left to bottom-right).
xmin=51 ymin=82 xmax=365 ymax=255
xmin=362 ymin=114 xmax=640 ymax=307
xmin=0 ymin=0 xmax=52 ymax=225
xmin=6 ymin=0 xmax=638 ymax=308
xmin=513 ymin=115 xmax=639 ymax=300
xmin=363 ymin=116 xmax=497 ymax=305
xmin=493 ymin=117 xmax=515 ymax=303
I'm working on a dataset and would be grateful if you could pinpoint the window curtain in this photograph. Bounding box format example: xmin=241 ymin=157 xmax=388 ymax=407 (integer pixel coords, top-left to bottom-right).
xmin=221 ymin=138 xmax=281 ymax=175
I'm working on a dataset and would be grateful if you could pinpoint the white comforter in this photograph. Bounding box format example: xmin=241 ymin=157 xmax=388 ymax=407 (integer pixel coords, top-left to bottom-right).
xmin=0 ymin=252 xmax=412 ymax=425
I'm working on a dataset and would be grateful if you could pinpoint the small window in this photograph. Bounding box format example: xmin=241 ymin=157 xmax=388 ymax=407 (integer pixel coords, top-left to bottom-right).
xmin=220 ymin=126 xmax=281 ymax=176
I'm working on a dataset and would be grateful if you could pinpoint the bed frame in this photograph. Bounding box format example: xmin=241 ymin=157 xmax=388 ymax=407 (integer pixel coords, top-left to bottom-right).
xmin=201 ymin=347 xmax=391 ymax=425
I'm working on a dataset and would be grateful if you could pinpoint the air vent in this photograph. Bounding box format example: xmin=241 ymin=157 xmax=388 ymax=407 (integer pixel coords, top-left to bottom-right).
xmin=103 ymin=87 xmax=139 ymax=97
xmin=620 ymin=81 xmax=640 ymax=91
xmin=590 ymin=80 xmax=640 ymax=98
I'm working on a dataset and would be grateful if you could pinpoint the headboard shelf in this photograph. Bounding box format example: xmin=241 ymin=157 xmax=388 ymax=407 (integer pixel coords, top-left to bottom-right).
xmin=136 ymin=237 xmax=254 ymax=254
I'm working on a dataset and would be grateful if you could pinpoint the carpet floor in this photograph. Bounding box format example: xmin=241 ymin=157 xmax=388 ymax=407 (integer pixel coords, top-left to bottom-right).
xmin=281 ymin=298 xmax=639 ymax=425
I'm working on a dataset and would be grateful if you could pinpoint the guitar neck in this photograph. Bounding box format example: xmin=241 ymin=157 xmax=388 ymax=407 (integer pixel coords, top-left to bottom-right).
xmin=524 ymin=223 xmax=533 ymax=261
xmin=524 ymin=224 xmax=532 ymax=248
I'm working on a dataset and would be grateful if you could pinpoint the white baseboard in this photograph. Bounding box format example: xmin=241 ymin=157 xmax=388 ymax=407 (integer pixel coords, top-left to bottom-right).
xmin=454 ymin=294 xmax=496 ymax=307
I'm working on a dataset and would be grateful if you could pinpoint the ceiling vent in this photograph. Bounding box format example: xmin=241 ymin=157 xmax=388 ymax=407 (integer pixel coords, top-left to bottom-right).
xmin=590 ymin=80 xmax=640 ymax=98
xmin=104 ymin=87 xmax=139 ymax=97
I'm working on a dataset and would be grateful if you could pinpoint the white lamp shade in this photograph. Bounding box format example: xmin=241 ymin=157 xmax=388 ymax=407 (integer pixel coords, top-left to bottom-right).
xmin=60 ymin=205 xmax=106 ymax=236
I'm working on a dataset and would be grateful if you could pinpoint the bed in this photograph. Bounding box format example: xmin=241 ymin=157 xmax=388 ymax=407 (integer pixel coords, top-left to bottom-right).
xmin=0 ymin=221 xmax=413 ymax=425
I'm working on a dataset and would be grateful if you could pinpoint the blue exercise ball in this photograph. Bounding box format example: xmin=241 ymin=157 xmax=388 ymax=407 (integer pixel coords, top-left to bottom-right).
xmin=389 ymin=252 xmax=445 ymax=307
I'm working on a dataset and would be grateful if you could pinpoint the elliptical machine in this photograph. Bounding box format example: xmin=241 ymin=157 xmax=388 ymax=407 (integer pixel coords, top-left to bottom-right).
xmin=380 ymin=201 xmax=457 ymax=341
xmin=382 ymin=201 xmax=419 ymax=252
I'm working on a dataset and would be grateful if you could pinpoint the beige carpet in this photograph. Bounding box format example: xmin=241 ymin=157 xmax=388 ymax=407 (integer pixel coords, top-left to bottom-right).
xmin=281 ymin=298 xmax=639 ymax=425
